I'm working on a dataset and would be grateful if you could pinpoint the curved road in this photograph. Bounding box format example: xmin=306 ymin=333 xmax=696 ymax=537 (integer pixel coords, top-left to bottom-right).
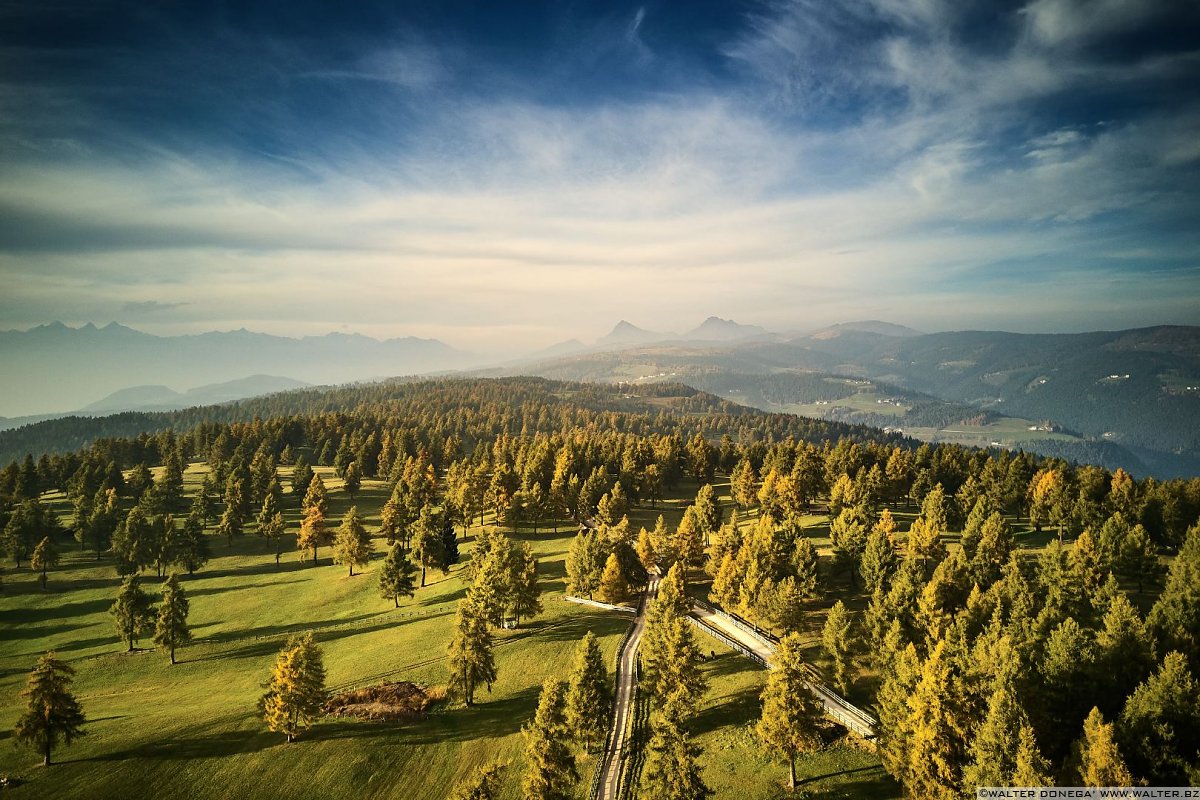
xmin=597 ymin=575 xmax=658 ymax=800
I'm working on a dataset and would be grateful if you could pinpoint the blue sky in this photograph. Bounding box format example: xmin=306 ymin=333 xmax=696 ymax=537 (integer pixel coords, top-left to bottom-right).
xmin=1 ymin=0 xmax=1197 ymax=352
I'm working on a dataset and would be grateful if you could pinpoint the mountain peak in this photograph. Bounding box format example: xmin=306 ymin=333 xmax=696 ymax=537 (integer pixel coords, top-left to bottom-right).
xmin=597 ymin=320 xmax=670 ymax=346
xmin=683 ymin=316 xmax=768 ymax=341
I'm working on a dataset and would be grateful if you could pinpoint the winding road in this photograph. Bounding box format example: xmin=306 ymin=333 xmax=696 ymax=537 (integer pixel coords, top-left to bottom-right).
xmin=596 ymin=574 xmax=658 ymax=800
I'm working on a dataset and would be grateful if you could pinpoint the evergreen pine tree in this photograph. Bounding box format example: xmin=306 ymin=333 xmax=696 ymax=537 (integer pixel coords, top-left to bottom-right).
xmin=109 ymin=575 xmax=154 ymax=651
xmin=342 ymin=460 xmax=361 ymax=498
xmin=31 ymin=535 xmax=59 ymax=589
xmin=378 ymin=543 xmax=418 ymax=607
xmin=1117 ymin=651 xmax=1200 ymax=785
xmin=508 ymin=543 xmax=542 ymax=627
xmin=565 ymin=632 xmax=610 ymax=753
xmin=332 ymin=506 xmax=371 ymax=576
xmin=447 ymin=595 xmax=497 ymax=706
xmin=597 ymin=551 xmax=629 ymax=604
xmin=861 ymin=522 xmax=896 ymax=596
xmin=565 ymin=529 xmax=604 ymax=598
xmin=636 ymin=527 xmax=657 ymax=572
xmin=259 ymin=633 xmax=327 ymax=742
xmin=904 ymin=639 xmax=963 ymax=800
xmin=14 ymin=652 xmax=86 ymax=766
xmin=412 ymin=506 xmax=445 ymax=587
xmin=449 ymin=763 xmax=506 ymax=800
xmin=296 ymin=503 xmax=330 ymax=567
xmin=1011 ymin=724 xmax=1052 ymax=787
xmin=822 ymin=600 xmax=854 ymax=694
xmin=643 ymin=714 xmax=713 ymax=800
xmin=757 ymin=632 xmax=823 ymax=789
xmin=177 ymin=504 xmax=210 ymax=575
xmin=522 ymin=678 xmax=578 ymax=800
xmin=152 ymin=573 xmax=192 ymax=664
xmin=963 ymin=661 xmax=1029 ymax=790
xmin=1074 ymin=706 xmax=1133 ymax=787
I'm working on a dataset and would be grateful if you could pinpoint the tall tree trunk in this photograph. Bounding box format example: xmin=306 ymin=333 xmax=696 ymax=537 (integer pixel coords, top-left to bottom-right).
xmin=312 ymin=546 xmax=318 ymax=566
xmin=788 ymin=754 xmax=796 ymax=790
xmin=170 ymin=645 xmax=176 ymax=665
xmin=421 ymin=565 xmax=426 ymax=587
xmin=44 ymin=739 xmax=51 ymax=767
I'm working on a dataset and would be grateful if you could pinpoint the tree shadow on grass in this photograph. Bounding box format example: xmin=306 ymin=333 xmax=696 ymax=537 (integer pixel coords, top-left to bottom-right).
xmin=690 ymin=686 xmax=762 ymax=736
xmin=397 ymin=685 xmax=541 ymax=746
xmin=184 ymin=578 xmax=307 ymax=598
xmin=76 ymin=727 xmax=280 ymax=763
xmin=796 ymin=763 xmax=898 ymax=799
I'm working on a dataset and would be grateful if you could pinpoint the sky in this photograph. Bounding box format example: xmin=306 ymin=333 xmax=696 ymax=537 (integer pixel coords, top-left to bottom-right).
xmin=1 ymin=0 xmax=1198 ymax=354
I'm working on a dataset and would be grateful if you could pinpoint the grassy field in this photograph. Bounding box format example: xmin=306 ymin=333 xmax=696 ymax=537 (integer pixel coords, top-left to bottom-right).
xmin=0 ymin=465 xmax=632 ymax=799
xmin=8 ymin=465 xmax=1056 ymax=798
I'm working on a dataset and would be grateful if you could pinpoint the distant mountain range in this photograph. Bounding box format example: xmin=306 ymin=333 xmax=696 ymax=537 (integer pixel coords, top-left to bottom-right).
xmin=0 ymin=322 xmax=474 ymax=417
xmin=594 ymin=316 xmax=770 ymax=347
xmin=491 ymin=322 xmax=1200 ymax=478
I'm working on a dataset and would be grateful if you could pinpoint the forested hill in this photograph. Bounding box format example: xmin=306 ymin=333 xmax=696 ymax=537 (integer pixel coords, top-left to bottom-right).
xmin=0 ymin=377 xmax=905 ymax=466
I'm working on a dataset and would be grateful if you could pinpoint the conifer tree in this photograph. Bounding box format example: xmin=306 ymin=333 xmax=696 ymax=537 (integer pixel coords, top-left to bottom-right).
xmin=822 ymin=600 xmax=854 ymax=694
xmin=792 ymin=536 xmax=820 ymax=598
xmin=861 ymin=522 xmax=896 ymax=595
xmin=565 ymin=529 xmax=604 ymax=598
xmin=1074 ymin=706 xmax=1133 ymax=787
xmin=508 ymin=543 xmax=542 ymax=627
xmin=1095 ymin=592 xmax=1154 ymax=706
xmin=636 ymin=526 xmax=657 ymax=572
xmin=412 ymin=506 xmax=446 ymax=587
xmin=259 ymin=633 xmax=327 ymax=742
xmin=757 ymin=632 xmax=823 ymax=789
xmin=829 ymin=509 xmax=868 ymax=587
xmin=963 ymin=661 xmax=1029 ymax=790
xmin=449 ymin=763 xmax=506 ymax=800
xmin=643 ymin=713 xmax=712 ymax=800
xmin=215 ymin=502 xmax=243 ymax=549
xmin=1117 ymin=651 xmax=1200 ymax=785
xmin=296 ymin=503 xmax=330 ymax=567
xmin=31 ymin=535 xmax=59 ymax=589
xmin=1011 ymin=724 xmax=1052 ymax=787
xmin=152 ymin=573 xmax=192 ymax=664
xmin=1118 ymin=524 xmax=1159 ymax=593
xmin=1148 ymin=524 xmax=1200 ymax=670
xmin=378 ymin=543 xmax=418 ymax=607
xmin=711 ymin=548 xmax=742 ymax=609
xmin=302 ymin=472 xmax=327 ymax=514
xmin=731 ymin=458 xmax=758 ymax=509
xmin=969 ymin=512 xmax=1015 ymax=588
xmin=904 ymin=639 xmax=962 ymax=800
xmin=876 ymin=641 xmax=920 ymax=784
xmin=597 ymin=551 xmax=629 ymax=604
xmin=177 ymin=504 xmax=210 ymax=575
xmin=259 ymin=507 xmax=287 ymax=566
xmin=14 ymin=652 xmax=86 ymax=766
xmin=333 ymin=506 xmax=371 ymax=576
xmin=565 ymin=632 xmax=610 ymax=753
xmin=522 ymin=678 xmax=578 ymax=800
xmin=447 ymin=595 xmax=497 ymax=706
xmin=342 ymin=460 xmax=361 ymax=498
xmin=693 ymin=483 xmax=723 ymax=543
xmin=109 ymin=575 xmax=154 ymax=651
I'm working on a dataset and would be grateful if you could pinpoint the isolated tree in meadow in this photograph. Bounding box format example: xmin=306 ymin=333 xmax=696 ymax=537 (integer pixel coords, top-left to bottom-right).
xmin=31 ymin=535 xmax=59 ymax=589
xmin=177 ymin=504 xmax=210 ymax=575
xmin=378 ymin=543 xmax=418 ymax=607
xmin=597 ymin=551 xmax=629 ymax=604
xmin=333 ymin=505 xmax=371 ymax=576
xmin=302 ymin=473 xmax=328 ymax=515
xmin=412 ymin=506 xmax=446 ymax=587
xmin=449 ymin=763 xmax=506 ymax=800
xmin=447 ymin=595 xmax=497 ymax=706
xmin=822 ymin=600 xmax=854 ymax=694
xmin=522 ymin=678 xmax=578 ymax=800
xmin=342 ymin=460 xmax=361 ymax=499
xmin=259 ymin=506 xmax=287 ymax=566
xmin=152 ymin=573 xmax=192 ymax=664
xmin=290 ymin=457 xmax=314 ymax=499
xmin=1074 ymin=706 xmax=1133 ymax=787
xmin=259 ymin=633 xmax=327 ymax=743
xmin=14 ymin=652 xmax=86 ymax=766
xmin=215 ymin=502 xmax=243 ymax=549
xmin=504 ymin=545 xmax=539 ymax=629
xmin=110 ymin=575 xmax=154 ymax=651
xmin=296 ymin=503 xmax=330 ymax=567
xmin=565 ymin=632 xmax=610 ymax=754
xmin=757 ymin=632 xmax=823 ymax=790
